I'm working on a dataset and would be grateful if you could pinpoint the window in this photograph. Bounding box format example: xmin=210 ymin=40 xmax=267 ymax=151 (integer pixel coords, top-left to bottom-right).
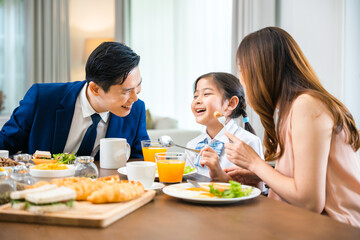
xmin=0 ymin=0 xmax=25 ymax=115
xmin=129 ymin=0 xmax=232 ymax=130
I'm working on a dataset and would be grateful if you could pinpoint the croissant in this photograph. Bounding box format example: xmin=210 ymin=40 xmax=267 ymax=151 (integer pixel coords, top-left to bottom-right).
xmin=26 ymin=181 xmax=49 ymax=189
xmin=87 ymin=181 xmax=144 ymax=203
xmin=97 ymin=175 xmax=120 ymax=183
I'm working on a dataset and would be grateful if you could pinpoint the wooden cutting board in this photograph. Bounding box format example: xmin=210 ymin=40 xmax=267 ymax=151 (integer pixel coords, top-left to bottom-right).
xmin=0 ymin=190 xmax=156 ymax=228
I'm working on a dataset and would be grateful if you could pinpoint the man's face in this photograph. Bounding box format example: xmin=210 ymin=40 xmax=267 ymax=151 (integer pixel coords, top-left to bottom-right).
xmin=90 ymin=66 xmax=142 ymax=117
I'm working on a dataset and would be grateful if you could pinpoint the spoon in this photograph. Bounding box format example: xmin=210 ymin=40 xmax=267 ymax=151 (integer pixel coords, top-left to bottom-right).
xmin=158 ymin=136 xmax=200 ymax=154
xmin=187 ymin=179 xmax=201 ymax=188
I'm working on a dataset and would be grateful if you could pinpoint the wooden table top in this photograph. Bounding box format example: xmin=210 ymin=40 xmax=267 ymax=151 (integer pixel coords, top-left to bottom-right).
xmin=1 ymin=160 xmax=360 ymax=240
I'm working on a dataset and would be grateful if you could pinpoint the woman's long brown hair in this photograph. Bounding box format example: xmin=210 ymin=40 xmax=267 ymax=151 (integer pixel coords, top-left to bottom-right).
xmin=236 ymin=27 xmax=360 ymax=161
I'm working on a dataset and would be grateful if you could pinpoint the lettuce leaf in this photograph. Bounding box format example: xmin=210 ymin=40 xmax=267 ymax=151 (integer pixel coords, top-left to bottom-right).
xmin=53 ymin=152 xmax=76 ymax=164
xmin=209 ymin=180 xmax=252 ymax=198
xmin=25 ymin=199 xmax=75 ymax=209
xmin=183 ymin=166 xmax=195 ymax=174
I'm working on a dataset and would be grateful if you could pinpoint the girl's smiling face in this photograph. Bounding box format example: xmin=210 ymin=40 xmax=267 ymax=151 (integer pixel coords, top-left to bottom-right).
xmin=191 ymin=77 xmax=229 ymax=129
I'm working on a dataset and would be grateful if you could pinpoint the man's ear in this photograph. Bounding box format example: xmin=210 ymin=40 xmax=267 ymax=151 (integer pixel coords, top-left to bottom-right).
xmin=88 ymin=82 xmax=101 ymax=96
xmin=227 ymin=96 xmax=239 ymax=111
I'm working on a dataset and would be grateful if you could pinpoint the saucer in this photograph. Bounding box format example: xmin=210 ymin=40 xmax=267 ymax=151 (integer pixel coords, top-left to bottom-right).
xmin=145 ymin=182 xmax=165 ymax=190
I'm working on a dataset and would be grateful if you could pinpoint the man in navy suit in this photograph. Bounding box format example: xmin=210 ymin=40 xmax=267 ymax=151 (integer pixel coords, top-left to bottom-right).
xmin=0 ymin=42 xmax=149 ymax=159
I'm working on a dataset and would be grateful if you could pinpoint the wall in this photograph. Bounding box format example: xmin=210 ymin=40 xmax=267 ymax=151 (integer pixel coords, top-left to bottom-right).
xmin=278 ymin=0 xmax=360 ymax=125
xmin=69 ymin=0 xmax=115 ymax=82
xmin=344 ymin=0 xmax=360 ymax=125
xmin=279 ymin=0 xmax=343 ymax=99
xmin=68 ymin=0 xmax=360 ymax=127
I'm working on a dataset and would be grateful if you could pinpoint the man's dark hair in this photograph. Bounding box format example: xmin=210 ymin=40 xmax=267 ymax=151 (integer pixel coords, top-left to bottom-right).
xmin=85 ymin=42 xmax=140 ymax=92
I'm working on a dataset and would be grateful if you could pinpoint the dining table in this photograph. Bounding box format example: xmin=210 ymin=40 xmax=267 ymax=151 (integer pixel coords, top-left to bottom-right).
xmin=1 ymin=159 xmax=360 ymax=240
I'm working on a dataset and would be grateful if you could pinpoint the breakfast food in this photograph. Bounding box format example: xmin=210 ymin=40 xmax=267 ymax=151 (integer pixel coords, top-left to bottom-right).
xmin=87 ymin=180 xmax=144 ymax=204
xmin=32 ymin=150 xmax=57 ymax=164
xmin=0 ymin=157 xmax=22 ymax=167
xmin=25 ymin=186 xmax=77 ymax=214
xmin=33 ymin=150 xmax=51 ymax=159
xmin=25 ymin=181 xmax=49 ymax=189
xmin=51 ymin=177 xmax=103 ymax=200
xmin=97 ymin=175 xmax=121 ymax=183
xmin=53 ymin=152 xmax=76 ymax=164
xmin=32 ymin=163 xmax=68 ymax=170
xmin=24 ymin=175 xmax=145 ymax=204
xmin=214 ymin=111 xmax=223 ymax=118
xmin=199 ymin=183 xmax=230 ymax=193
xmin=49 ymin=176 xmax=144 ymax=203
xmin=10 ymin=184 xmax=58 ymax=210
xmin=186 ymin=181 xmax=252 ymax=199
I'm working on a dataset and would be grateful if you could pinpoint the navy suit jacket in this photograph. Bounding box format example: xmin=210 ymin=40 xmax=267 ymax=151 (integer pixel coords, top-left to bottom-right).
xmin=0 ymin=81 xmax=149 ymax=158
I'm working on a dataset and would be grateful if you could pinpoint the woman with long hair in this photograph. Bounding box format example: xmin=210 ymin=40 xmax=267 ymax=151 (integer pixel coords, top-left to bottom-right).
xmin=225 ymin=27 xmax=360 ymax=227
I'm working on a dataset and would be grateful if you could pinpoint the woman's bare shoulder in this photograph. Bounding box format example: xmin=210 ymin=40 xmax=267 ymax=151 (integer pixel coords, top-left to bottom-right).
xmin=292 ymin=94 xmax=333 ymax=126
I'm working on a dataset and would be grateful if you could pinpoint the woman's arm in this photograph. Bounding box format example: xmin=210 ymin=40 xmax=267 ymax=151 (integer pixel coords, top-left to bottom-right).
xmin=225 ymin=95 xmax=333 ymax=212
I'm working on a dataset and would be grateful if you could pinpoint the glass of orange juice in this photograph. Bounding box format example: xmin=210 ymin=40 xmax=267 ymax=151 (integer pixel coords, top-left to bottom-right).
xmin=141 ymin=140 xmax=167 ymax=162
xmin=155 ymin=152 xmax=185 ymax=183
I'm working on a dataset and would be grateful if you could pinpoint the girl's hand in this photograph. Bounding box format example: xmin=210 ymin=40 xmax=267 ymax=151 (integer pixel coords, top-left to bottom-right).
xmin=224 ymin=132 xmax=263 ymax=172
xmin=199 ymin=145 xmax=230 ymax=182
xmin=224 ymin=166 xmax=262 ymax=187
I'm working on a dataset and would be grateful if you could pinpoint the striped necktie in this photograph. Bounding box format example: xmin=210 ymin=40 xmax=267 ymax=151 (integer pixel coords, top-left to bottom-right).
xmin=194 ymin=138 xmax=224 ymax=167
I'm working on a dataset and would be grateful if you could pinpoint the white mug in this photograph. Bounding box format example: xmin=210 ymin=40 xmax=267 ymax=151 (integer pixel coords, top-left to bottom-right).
xmin=0 ymin=150 xmax=9 ymax=158
xmin=126 ymin=161 xmax=156 ymax=188
xmin=100 ymin=138 xmax=131 ymax=169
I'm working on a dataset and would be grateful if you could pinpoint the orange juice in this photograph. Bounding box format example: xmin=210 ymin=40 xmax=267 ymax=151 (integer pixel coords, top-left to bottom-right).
xmin=142 ymin=147 xmax=167 ymax=162
xmin=157 ymin=159 xmax=185 ymax=183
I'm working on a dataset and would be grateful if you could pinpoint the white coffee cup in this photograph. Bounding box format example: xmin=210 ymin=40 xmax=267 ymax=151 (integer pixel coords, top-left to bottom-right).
xmin=126 ymin=161 xmax=156 ymax=188
xmin=100 ymin=138 xmax=131 ymax=169
xmin=0 ymin=150 xmax=9 ymax=158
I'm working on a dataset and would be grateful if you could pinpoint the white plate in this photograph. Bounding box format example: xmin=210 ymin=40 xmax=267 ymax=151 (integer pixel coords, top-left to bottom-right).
xmin=29 ymin=165 xmax=75 ymax=178
xmin=117 ymin=166 xmax=197 ymax=178
xmin=162 ymin=182 xmax=261 ymax=204
xmin=145 ymin=182 xmax=165 ymax=190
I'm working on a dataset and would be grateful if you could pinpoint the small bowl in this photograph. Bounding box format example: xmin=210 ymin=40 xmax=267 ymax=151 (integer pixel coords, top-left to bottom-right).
xmin=29 ymin=165 xmax=75 ymax=178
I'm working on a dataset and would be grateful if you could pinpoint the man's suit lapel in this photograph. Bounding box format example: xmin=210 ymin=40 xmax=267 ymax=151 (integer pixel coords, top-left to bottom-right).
xmin=52 ymin=81 xmax=86 ymax=154
xmin=105 ymin=114 xmax=123 ymax=138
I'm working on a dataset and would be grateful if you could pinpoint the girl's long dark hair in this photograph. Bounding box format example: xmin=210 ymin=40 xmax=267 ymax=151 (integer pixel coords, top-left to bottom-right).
xmin=194 ymin=72 xmax=256 ymax=135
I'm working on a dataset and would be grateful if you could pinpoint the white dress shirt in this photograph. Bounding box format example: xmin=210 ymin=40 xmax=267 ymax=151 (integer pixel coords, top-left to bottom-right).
xmin=186 ymin=119 xmax=264 ymax=177
xmin=63 ymin=84 xmax=110 ymax=156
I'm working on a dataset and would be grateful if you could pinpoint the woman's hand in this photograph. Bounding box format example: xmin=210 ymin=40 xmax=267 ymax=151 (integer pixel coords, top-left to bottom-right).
xmin=199 ymin=145 xmax=230 ymax=182
xmin=224 ymin=166 xmax=262 ymax=187
xmin=224 ymin=132 xmax=263 ymax=172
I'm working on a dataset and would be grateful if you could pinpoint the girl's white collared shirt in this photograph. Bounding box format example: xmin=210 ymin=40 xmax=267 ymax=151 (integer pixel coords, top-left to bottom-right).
xmin=186 ymin=119 xmax=264 ymax=177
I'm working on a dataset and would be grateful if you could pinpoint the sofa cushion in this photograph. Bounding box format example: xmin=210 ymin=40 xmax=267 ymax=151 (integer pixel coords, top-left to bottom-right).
xmin=146 ymin=109 xmax=154 ymax=129
xmin=152 ymin=116 xmax=178 ymax=129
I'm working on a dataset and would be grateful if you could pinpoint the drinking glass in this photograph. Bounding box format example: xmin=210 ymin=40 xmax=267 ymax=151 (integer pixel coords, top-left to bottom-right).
xmin=141 ymin=140 xmax=167 ymax=162
xmin=13 ymin=154 xmax=35 ymax=168
xmin=155 ymin=152 xmax=185 ymax=184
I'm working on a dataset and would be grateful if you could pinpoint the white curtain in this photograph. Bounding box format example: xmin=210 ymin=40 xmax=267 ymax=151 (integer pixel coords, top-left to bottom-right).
xmin=115 ymin=0 xmax=130 ymax=44
xmin=125 ymin=0 xmax=233 ymax=130
xmin=24 ymin=0 xmax=71 ymax=87
xmin=231 ymin=0 xmax=276 ymax=140
xmin=1 ymin=0 xmax=25 ymax=115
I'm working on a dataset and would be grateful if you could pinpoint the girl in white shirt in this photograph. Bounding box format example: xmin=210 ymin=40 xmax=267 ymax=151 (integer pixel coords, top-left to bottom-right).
xmin=186 ymin=72 xmax=264 ymax=182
